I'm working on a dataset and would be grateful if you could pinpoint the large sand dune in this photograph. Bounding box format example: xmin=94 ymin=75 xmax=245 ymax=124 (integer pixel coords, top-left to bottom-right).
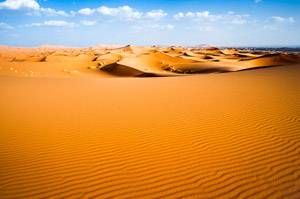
xmin=0 ymin=45 xmax=300 ymax=198
xmin=1 ymin=45 xmax=300 ymax=77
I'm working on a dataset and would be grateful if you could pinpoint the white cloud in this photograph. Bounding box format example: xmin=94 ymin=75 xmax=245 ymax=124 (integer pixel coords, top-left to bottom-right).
xmin=80 ymin=20 xmax=96 ymax=26
xmin=29 ymin=20 xmax=75 ymax=27
xmin=76 ymin=6 xmax=167 ymax=21
xmin=189 ymin=11 xmax=211 ymax=19
xmin=174 ymin=11 xmax=248 ymax=25
xmin=145 ymin=9 xmax=167 ymax=20
xmin=133 ymin=24 xmax=174 ymax=32
xmin=174 ymin=12 xmax=184 ymax=20
xmin=0 ymin=0 xmax=39 ymax=10
xmin=0 ymin=22 xmax=13 ymax=29
xmin=262 ymin=16 xmax=294 ymax=31
xmin=40 ymin=8 xmax=68 ymax=16
xmin=0 ymin=0 xmax=68 ymax=16
xmin=78 ymin=8 xmax=95 ymax=15
xmin=272 ymin=16 xmax=295 ymax=23
xmin=97 ymin=5 xmax=143 ymax=20
xmin=174 ymin=11 xmax=221 ymax=22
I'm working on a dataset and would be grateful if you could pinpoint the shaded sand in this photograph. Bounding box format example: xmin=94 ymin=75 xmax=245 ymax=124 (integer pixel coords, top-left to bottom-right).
xmin=243 ymin=53 xmax=300 ymax=68
xmin=0 ymin=45 xmax=300 ymax=198
xmin=1 ymin=63 xmax=300 ymax=198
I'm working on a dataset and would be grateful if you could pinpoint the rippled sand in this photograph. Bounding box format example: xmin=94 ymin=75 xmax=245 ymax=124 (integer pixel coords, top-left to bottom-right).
xmin=1 ymin=45 xmax=300 ymax=198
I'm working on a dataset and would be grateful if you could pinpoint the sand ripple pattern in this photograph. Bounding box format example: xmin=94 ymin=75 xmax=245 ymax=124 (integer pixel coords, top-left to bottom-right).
xmin=0 ymin=64 xmax=300 ymax=198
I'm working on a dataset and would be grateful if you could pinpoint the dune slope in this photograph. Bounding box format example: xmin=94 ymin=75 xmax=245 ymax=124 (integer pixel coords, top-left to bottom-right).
xmin=0 ymin=64 xmax=300 ymax=198
xmin=1 ymin=45 xmax=300 ymax=77
xmin=243 ymin=53 xmax=300 ymax=68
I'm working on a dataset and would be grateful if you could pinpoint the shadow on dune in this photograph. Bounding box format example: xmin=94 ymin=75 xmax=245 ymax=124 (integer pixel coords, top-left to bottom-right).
xmin=100 ymin=52 xmax=300 ymax=78
xmin=100 ymin=63 xmax=169 ymax=77
xmin=234 ymin=64 xmax=298 ymax=73
xmin=241 ymin=53 xmax=300 ymax=66
xmin=13 ymin=56 xmax=47 ymax=62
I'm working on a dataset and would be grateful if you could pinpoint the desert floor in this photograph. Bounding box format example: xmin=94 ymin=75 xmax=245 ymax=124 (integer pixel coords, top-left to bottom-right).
xmin=0 ymin=45 xmax=300 ymax=198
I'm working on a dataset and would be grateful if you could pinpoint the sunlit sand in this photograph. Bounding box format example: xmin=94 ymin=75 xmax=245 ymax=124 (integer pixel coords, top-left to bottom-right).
xmin=1 ymin=45 xmax=300 ymax=198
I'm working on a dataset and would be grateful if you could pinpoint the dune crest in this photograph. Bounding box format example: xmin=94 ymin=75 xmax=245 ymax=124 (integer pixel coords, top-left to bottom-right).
xmin=100 ymin=62 xmax=161 ymax=77
xmin=243 ymin=53 xmax=300 ymax=68
xmin=1 ymin=45 xmax=300 ymax=78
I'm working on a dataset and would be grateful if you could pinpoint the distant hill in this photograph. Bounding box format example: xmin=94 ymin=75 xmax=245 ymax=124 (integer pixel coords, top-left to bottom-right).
xmin=183 ymin=44 xmax=217 ymax=49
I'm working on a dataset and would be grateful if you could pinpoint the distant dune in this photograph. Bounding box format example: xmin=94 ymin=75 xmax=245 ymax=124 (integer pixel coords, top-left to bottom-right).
xmin=0 ymin=45 xmax=300 ymax=198
xmin=1 ymin=45 xmax=299 ymax=78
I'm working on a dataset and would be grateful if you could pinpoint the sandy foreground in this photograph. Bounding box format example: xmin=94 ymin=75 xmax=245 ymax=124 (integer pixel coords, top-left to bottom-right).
xmin=0 ymin=45 xmax=300 ymax=198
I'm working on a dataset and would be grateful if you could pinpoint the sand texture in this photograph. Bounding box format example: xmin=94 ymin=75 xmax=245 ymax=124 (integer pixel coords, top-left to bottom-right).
xmin=0 ymin=45 xmax=300 ymax=198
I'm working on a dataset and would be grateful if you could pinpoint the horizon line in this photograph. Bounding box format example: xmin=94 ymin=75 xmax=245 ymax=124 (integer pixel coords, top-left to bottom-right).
xmin=1 ymin=44 xmax=300 ymax=49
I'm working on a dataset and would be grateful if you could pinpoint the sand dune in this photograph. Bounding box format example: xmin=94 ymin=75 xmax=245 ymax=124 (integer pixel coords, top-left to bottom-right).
xmin=1 ymin=45 xmax=299 ymax=77
xmin=168 ymin=62 xmax=242 ymax=73
xmin=117 ymin=51 xmax=195 ymax=74
xmin=13 ymin=56 xmax=47 ymax=62
xmin=100 ymin=63 xmax=161 ymax=77
xmin=222 ymin=49 xmax=241 ymax=54
xmin=97 ymin=53 xmax=123 ymax=61
xmin=46 ymin=54 xmax=95 ymax=63
xmin=194 ymin=49 xmax=224 ymax=56
xmin=0 ymin=45 xmax=300 ymax=198
xmin=243 ymin=53 xmax=300 ymax=68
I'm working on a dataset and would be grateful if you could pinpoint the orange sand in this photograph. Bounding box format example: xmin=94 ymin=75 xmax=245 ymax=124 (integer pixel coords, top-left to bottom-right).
xmin=0 ymin=45 xmax=300 ymax=198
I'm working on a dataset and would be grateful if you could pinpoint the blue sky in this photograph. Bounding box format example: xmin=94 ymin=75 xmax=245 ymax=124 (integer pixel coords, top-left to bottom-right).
xmin=0 ymin=0 xmax=299 ymax=47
